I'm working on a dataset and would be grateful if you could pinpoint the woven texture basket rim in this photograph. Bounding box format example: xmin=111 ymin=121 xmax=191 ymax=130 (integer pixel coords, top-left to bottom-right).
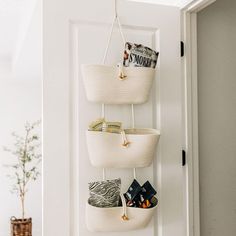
xmin=11 ymin=217 xmax=32 ymax=224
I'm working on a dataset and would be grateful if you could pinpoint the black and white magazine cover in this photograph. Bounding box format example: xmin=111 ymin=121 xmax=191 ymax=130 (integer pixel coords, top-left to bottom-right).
xmin=123 ymin=42 xmax=159 ymax=68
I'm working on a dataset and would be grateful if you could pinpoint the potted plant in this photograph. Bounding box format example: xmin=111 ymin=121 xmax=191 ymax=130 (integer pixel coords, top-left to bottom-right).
xmin=3 ymin=121 xmax=41 ymax=236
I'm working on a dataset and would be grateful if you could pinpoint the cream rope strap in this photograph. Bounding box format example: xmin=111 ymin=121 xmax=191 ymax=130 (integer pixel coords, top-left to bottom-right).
xmin=100 ymin=0 xmax=137 ymax=190
xmin=101 ymin=0 xmax=128 ymax=124
xmin=120 ymin=194 xmax=129 ymax=221
xmin=102 ymin=0 xmax=126 ymax=64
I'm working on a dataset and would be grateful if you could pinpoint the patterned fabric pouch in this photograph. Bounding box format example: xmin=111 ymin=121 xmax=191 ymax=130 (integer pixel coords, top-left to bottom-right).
xmin=88 ymin=178 xmax=121 ymax=208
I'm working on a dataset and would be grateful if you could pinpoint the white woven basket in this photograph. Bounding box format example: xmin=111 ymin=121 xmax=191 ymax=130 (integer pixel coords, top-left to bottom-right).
xmin=81 ymin=64 xmax=155 ymax=104
xmin=86 ymin=198 xmax=157 ymax=232
xmin=86 ymin=128 xmax=160 ymax=168
xmin=81 ymin=6 xmax=157 ymax=105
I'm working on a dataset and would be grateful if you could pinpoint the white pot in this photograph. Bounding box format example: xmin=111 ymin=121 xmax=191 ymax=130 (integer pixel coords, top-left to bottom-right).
xmin=86 ymin=128 xmax=160 ymax=168
xmin=86 ymin=199 xmax=157 ymax=232
xmin=81 ymin=64 xmax=156 ymax=104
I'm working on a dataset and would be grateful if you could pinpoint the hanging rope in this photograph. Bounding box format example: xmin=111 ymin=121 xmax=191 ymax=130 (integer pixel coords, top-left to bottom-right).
xmin=102 ymin=0 xmax=126 ymax=64
xmin=101 ymin=0 xmax=129 ymax=182
xmin=102 ymin=168 xmax=106 ymax=181
xmin=131 ymin=104 xmax=135 ymax=129
xmin=102 ymin=16 xmax=116 ymax=64
xmin=115 ymin=0 xmax=125 ymax=44
xmin=133 ymin=168 xmax=136 ymax=179
xmin=121 ymin=194 xmax=129 ymax=220
xmin=132 ymin=103 xmax=136 ymax=179
xmin=117 ymin=15 xmax=126 ymax=45
xmin=115 ymin=0 xmax=118 ymax=18
xmin=101 ymin=103 xmax=105 ymax=118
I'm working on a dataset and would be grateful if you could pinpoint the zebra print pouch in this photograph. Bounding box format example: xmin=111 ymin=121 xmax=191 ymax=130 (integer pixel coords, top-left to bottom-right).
xmin=88 ymin=178 xmax=121 ymax=208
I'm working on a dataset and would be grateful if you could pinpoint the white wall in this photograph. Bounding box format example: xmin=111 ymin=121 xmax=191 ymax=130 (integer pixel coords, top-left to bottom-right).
xmin=197 ymin=0 xmax=236 ymax=235
xmin=0 ymin=79 xmax=42 ymax=235
xmin=13 ymin=0 xmax=41 ymax=79
xmin=0 ymin=0 xmax=41 ymax=234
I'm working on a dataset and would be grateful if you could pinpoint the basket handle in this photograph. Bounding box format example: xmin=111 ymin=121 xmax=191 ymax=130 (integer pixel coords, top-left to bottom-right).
xmin=102 ymin=167 xmax=137 ymax=221
xmin=101 ymin=104 xmax=135 ymax=128
xmin=101 ymin=168 xmax=136 ymax=221
xmin=101 ymin=101 xmax=137 ymax=199
xmin=120 ymin=194 xmax=129 ymax=221
xmin=102 ymin=0 xmax=126 ymax=64
xmin=101 ymin=103 xmax=134 ymax=147
xmin=101 ymin=103 xmax=137 ymax=181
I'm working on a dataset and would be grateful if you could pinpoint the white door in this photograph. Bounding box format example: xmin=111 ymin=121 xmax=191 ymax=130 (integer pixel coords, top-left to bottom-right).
xmin=43 ymin=1 xmax=184 ymax=236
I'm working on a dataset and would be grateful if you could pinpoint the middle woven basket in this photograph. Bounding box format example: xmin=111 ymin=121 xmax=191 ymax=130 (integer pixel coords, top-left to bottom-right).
xmin=86 ymin=128 xmax=160 ymax=168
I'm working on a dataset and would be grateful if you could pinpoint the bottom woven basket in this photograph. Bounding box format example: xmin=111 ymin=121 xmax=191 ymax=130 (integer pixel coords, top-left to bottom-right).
xmin=86 ymin=198 xmax=158 ymax=232
xmin=10 ymin=217 xmax=32 ymax=236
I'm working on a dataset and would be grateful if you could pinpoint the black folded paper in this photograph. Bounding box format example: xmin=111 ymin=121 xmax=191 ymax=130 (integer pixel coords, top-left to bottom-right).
xmin=124 ymin=179 xmax=157 ymax=208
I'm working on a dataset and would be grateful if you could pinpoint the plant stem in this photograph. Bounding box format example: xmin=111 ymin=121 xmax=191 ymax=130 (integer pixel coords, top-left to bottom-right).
xmin=21 ymin=193 xmax=25 ymax=220
xmin=21 ymin=128 xmax=29 ymax=220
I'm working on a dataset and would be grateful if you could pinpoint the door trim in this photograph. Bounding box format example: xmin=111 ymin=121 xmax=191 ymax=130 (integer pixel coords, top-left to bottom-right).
xmin=181 ymin=1 xmax=216 ymax=236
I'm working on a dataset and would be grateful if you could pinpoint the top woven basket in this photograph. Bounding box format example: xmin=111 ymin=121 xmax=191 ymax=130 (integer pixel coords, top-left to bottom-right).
xmin=81 ymin=13 xmax=156 ymax=105
xmin=81 ymin=64 xmax=155 ymax=104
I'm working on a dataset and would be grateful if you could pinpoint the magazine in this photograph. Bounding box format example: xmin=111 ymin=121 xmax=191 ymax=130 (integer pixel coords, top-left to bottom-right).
xmin=123 ymin=42 xmax=159 ymax=68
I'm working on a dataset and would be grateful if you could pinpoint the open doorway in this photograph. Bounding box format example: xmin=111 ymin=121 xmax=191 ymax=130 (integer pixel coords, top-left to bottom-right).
xmin=182 ymin=0 xmax=236 ymax=236
xmin=197 ymin=0 xmax=236 ymax=235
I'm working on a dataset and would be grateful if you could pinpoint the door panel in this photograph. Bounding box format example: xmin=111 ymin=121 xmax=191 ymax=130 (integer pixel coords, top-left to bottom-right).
xmin=74 ymin=21 xmax=159 ymax=236
xmin=43 ymin=1 xmax=183 ymax=236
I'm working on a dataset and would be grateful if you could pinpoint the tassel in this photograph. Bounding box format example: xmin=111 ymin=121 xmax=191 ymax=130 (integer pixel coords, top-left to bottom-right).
xmin=118 ymin=63 xmax=127 ymax=80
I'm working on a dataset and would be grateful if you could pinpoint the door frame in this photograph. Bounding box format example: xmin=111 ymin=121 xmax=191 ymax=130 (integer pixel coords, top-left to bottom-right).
xmin=181 ymin=1 xmax=216 ymax=236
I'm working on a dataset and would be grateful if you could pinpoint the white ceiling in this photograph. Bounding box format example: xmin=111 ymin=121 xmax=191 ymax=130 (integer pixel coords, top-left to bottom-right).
xmin=129 ymin=0 xmax=194 ymax=8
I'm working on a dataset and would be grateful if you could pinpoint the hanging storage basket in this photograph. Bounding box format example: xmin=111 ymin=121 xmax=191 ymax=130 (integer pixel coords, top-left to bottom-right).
xmin=81 ymin=65 xmax=155 ymax=104
xmin=81 ymin=11 xmax=156 ymax=105
xmin=86 ymin=197 xmax=157 ymax=232
xmin=86 ymin=128 xmax=160 ymax=168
